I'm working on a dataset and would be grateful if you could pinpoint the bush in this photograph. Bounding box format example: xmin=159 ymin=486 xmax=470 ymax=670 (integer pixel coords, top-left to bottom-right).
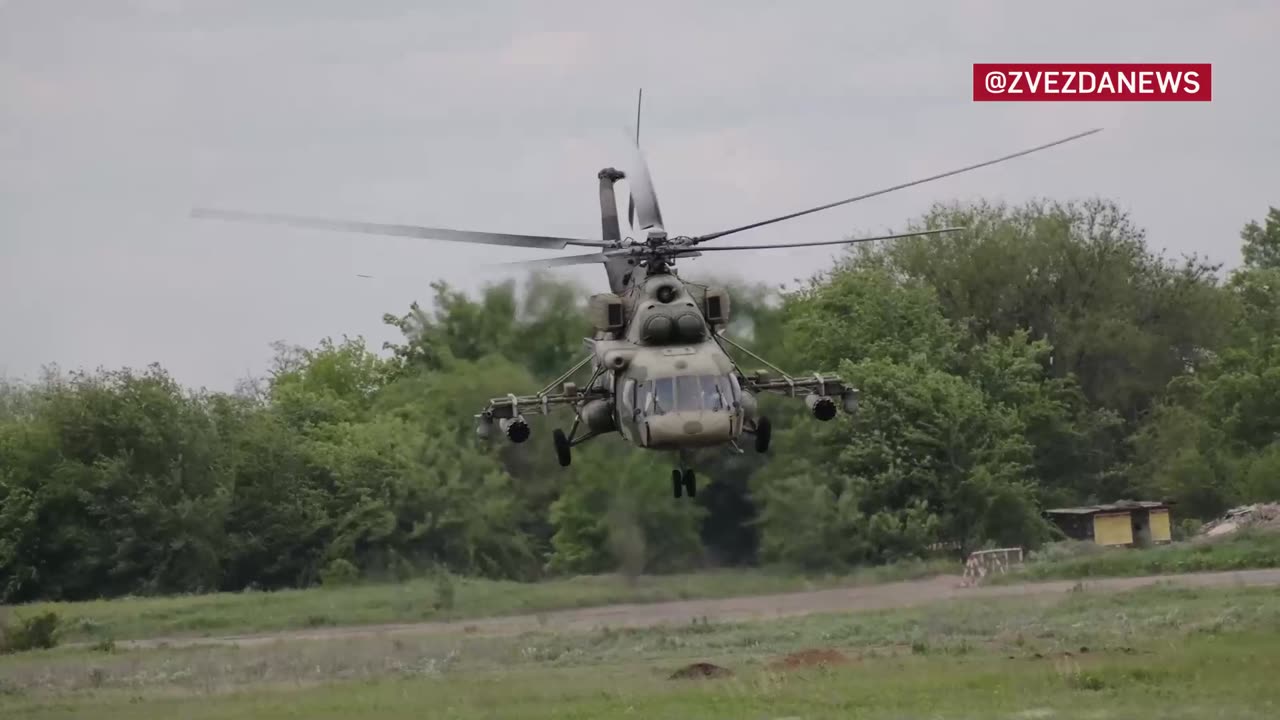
xmin=0 ymin=611 xmax=61 ymax=654
xmin=319 ymin=559 xmax=360 ymax=587
xmin=1174 ymin=518 xmax=1204 ymax=541
xmin=433 ymin=568 xmax=456 ymax=611
xmin=1027 ymin=540 xmax=1107 ymax=564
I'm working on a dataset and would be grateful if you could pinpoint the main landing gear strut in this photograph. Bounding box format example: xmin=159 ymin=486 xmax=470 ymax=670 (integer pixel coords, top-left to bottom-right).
xmin=672 ymin=467 xmax=696 ymax=499
xmin=551 ymin=416 xmax=603 ymax=469
xmin=672 ymin=450 xmax=697 ymax=499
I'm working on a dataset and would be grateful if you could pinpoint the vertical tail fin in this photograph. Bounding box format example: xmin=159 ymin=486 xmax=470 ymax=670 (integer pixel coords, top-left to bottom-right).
xmin=597 ymin=168 xmax=624 ymax=241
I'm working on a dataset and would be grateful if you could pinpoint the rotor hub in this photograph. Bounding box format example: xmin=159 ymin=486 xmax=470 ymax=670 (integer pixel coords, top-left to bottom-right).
xmin=644 ymin=228 xmax=668 ymax=246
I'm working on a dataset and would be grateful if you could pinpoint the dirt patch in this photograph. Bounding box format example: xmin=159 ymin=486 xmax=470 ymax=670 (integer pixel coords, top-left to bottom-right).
xmin=769 ymin=648 xmax=851 ymax=670
xmin=1200 ymin=503 xmax=1280 ymax=538
xmin=669 ymin=662 xmax=733 ymax=680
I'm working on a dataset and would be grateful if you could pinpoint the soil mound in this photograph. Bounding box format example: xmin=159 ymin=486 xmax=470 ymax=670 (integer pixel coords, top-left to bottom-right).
xmin=1200 ymin=503 xmax=1280 ymax=538
xmin=770 ymin=648 xmax=851 ymax=670
xmin=669 ymin=662 xmax=733 ymax=680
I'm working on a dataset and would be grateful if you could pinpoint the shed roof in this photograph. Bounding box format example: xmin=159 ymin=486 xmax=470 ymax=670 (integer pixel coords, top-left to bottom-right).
xmin=1044 ymin=501 xmax=1172 ymax=515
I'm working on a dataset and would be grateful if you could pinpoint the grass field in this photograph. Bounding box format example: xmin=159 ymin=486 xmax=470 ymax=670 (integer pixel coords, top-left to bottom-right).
xmin=2 ymin=559 xmax=955 ymax=644
xmin=3 ymin=583 xmax=1278 ymax=718
xmin=7 ymin=531 xmax=1280 ymax=647
xmin=6 ymin=533 xmax=1280 ymax=718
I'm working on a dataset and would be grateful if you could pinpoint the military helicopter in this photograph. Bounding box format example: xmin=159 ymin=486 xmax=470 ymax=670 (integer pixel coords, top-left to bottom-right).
xmin=192 ymin=92 xmax=1100 ymax=498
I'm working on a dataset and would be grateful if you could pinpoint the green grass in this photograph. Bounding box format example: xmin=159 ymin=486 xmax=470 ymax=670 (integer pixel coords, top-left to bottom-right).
xmin=7 ymin=636 xmax=1278 ymax=719
xmin=10 ymin=531 xmax=1280 ymax=650
xmin=3 ymin=584 xmax=1278 ymax=718
xmin=993 ymin=529 xmax=1280 ymax=584
xmin=1 ymin=559 xmax=955 ymax=644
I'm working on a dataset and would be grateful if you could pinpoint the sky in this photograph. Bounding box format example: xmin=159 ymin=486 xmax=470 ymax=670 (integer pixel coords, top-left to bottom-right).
xmin=2 ymin=0 xmax=1277 ymax=392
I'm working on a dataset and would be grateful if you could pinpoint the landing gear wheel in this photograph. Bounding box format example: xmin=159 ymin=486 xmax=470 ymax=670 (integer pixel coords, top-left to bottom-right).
xmin=754 ymin=416 xmax=772 ymax=454
xmin=553 ymin=428 xmax=572 ymax=467
xmin=672 ymin=468 xmax=684 ymax=499
xmin=682 ymin=468 xmax=697 ymax=498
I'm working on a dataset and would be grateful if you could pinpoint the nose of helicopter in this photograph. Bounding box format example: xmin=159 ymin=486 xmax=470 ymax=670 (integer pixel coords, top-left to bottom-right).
xmin=645 ymin=411 xmax=734 ymax=449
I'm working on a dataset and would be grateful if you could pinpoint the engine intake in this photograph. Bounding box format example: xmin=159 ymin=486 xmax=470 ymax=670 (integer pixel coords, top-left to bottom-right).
xmin=805 ymin=394 xmax=837 ymax=421
xmin=500 ymin=415 xmax=531 ymax=443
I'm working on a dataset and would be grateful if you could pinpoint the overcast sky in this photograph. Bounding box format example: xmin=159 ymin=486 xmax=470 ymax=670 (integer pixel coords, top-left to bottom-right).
xmin=2 ymin=0 xmax=1276 ymax=391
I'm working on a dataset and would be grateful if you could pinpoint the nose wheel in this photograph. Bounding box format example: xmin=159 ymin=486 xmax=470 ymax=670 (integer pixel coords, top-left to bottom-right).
xmin=671 ymin=467 xmax=697 ymax=499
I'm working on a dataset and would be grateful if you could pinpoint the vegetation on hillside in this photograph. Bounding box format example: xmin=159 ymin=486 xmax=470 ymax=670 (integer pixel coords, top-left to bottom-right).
xmin=2 ymin=199 xmax=1278 ymax=603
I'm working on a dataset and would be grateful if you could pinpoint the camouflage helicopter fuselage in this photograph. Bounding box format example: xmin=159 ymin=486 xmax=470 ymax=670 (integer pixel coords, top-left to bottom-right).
xmin=586 ymin=272 xmax=745 ymax=452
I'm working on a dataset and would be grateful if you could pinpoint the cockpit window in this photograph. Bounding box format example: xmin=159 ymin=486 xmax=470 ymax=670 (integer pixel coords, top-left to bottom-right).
xmin=675 ymin=376 xmax=703 ymax=412
xmin=651 ymin=377 xmax=675 ymax=414
xmin=642 ymin=375 xmax=735 ymax=415
xmin=700 ymin=375 xmax=728 ymax=410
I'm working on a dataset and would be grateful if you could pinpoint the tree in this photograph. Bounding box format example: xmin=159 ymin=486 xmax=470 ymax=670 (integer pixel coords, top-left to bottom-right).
xmin=0 ymin=365 xmax=230 ymax=601
xmin=382 ymin=274 xmax=588 ymax=380
xmin=1240 ymin=207 xmax=1280 ymax=270
xmin=859 ymin=198 xmax=1233 ymax=425
xmin=752 ymin=262 xmax=1054 ymax=564
xmin=1128 ymin=207 xmax=1280 ymax=519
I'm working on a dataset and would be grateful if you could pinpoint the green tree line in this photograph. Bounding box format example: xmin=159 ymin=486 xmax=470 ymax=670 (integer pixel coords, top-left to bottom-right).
xmin=1 ymin=199 xmax=1278 ymax=603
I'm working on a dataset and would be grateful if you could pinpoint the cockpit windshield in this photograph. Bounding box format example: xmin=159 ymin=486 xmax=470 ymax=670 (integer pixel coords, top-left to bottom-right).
xmin=637 ymin=374 xmax=736 ymax=416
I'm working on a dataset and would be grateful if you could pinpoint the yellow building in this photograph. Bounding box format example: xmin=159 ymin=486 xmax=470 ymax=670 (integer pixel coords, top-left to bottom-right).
xmin=1044 ymin=501 xmax=1173 ymax=547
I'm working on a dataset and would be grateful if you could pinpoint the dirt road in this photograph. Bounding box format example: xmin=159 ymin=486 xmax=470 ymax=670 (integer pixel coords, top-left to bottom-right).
xmin=119 ymin=567 xmax=1280 ymax=650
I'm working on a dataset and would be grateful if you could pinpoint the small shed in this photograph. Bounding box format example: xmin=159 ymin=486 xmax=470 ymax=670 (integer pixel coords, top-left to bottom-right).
xmin=1043 ymin=501 xmax=1174 ymax=547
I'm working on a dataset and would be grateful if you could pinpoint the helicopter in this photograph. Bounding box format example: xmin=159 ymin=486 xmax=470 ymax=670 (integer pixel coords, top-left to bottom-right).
xmin=192 ymin=92 xmax=1101 ymax=499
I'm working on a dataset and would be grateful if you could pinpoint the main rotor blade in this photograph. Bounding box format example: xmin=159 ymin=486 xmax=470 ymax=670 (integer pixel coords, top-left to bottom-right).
xmin=493 ymin=246 xmax=707 ymax=270
xmin=692 ymin=128 xmax=1103 ymax=244
xmin=190 ymin=208 xmax=609 ymax=249
xmin=491 ymin=251 xmax=621 ymax=270
xmin=626 ymin=141 xmax=665 ymax=234
xmin=691 ymin=226 xmax=966 ymax=251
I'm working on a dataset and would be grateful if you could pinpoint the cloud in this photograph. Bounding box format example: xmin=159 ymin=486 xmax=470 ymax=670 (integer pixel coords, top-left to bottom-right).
xmin=1 ymin=0 xmax=1277 ymax=389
